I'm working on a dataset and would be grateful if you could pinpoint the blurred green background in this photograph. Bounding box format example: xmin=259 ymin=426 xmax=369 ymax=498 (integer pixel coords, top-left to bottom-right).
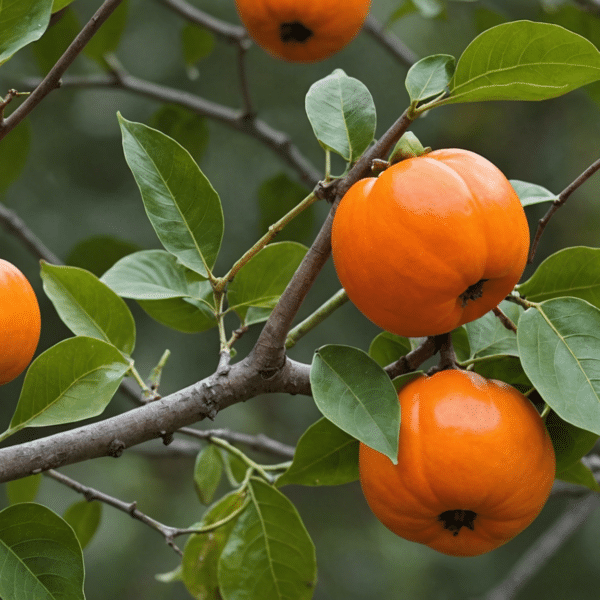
xmin=1 ymin=0 xmax=599 ymax=598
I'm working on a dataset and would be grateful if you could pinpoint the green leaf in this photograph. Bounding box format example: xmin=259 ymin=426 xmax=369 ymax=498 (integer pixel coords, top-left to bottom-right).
xmin=101 ymin=250 xmax=217 ymax=333
xmin=305 ymin=69 xmax=376 ymax=163
xmin=6 ymin=474 xmax=42 ymax=505
xmin=118 ymin=114 xmax=224 ymax=277
xmin=464 ymin=301 xmax=522 ymax=359
xmin=510 ymin=179 xmax=558 ymax=207
xmin=470 ymin=355 xmax=531 ymax=389
xmin=0 ymin=120 xmax=30 ymax=195
xmin=66 ymin=235 xmax=141 ymax=277
xmin=445 ymin=21 xmax=600 ymax=104
xmin=228 ymin=242 xmax=308 ymax=324
xmin=84 ymin=0 xmax=128 ymax=67
xmin=310 ymin=345 xmax=400 ymax=462
xmin=517 ymin=247 xmax=600 ymax=309
xmin=218 ymin=478 xmax=317 ymax=600
xmin=181 ymin=23 xmax=215 ymax=72
xmin=368 ymin=332 xmax=412 ymax=367
xmin=257 ymin=174 xmax=313 ymax=244
xmin=8 ymin=337 xmax=130 ymax=432
xmin=41 ymin=262 xmax=136 ymax=355
xmin=276 ymin=418 xmax=359 ymax=487
xmin=182 ymin=490 xmax=246 ymax=600
xmin=148 ymin=104 xmax=210 ymax=163
xmin=155 ymin=564 xmax=183 ymax=583
xmin=63 ymin=500 xmax=102 ymax=550
xmin=194 ymin=444 xmax=223 ymax=505
xmin=546 ymin=410 xmax=599 ymax=474
xmin=517 ymin=298 xmax=600 ymax=435
xmin=405 ymin=54 xmax=455 ymax=103
xmin=32 ymin=6 xmax=79 ymax=74
xmin=557 ymin=460 xmax=600 ymax=491
xmin=0 ymin=503 xmax=85 ymax=599
xmin=0 ymin=0 xmax=52 ymax=65
xmin=52 ymin=0 xmax=76 ymax=11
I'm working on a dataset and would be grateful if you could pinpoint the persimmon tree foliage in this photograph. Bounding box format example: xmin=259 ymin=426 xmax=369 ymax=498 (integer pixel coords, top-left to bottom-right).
xmin=1 ymin=0 xmax=600 ymax=598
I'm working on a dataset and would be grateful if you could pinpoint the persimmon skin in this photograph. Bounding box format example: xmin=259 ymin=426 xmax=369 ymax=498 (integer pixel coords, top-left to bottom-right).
xmin=331 ymin=149 xmax=530 ymax=337
xmin=234 ymin=0 xmax=371 ymax=63
xmin=0 ymin=259 xmax=41 ymax=385
xmin=359 ymin=370 xmax=556 ymax=557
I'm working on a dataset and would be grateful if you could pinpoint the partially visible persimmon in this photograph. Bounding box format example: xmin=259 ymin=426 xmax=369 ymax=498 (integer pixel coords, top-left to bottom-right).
xmin=331 ymin=148 xmax=530 ymax=338
xmin=0 ymin=259 xmax=41 ymax=385
xmin=235 ymin=0 xmax=371 ymax=63
xmin=359 ymin=370 xmax=556 ymax=557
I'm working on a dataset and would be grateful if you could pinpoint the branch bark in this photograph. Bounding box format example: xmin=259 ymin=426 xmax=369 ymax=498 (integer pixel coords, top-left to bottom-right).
xmin=0 ymin=0 xmax=126 ymax=140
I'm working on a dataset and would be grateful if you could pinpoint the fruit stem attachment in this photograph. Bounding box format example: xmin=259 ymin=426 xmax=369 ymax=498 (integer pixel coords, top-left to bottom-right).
xmin=429 ymin=332 xmax=459 ymax=374
xmin=388 ymin=131 xmax=431 ymax=165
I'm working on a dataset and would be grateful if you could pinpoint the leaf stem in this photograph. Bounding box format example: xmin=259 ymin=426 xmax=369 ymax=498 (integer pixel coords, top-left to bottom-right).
xmin=216 ymin=191 xmax=319 ymax=291
xmin=285 ymin=289 xmax=349 ymax=349
xmin=540 ymin=403 xmax=552 ymax=420
xmin=209 ymin=436 xmax=272 ymax=482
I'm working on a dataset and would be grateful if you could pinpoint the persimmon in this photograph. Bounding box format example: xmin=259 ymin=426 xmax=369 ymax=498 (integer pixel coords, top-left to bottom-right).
xmin=359 ymin=370 xmax=556 ymax=557
xmin=331 ymin=148 xmax=530 ymax=337
xmin=234 ymin=0 xmax=371 ymax=63
xmin=0 ymin=259 xmax=41 ymax=385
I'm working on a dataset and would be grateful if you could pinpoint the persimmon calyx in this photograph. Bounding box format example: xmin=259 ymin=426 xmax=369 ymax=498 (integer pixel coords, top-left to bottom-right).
xmin=438 ymin=510 xmax=477 ymax=536
xmin=280 ymin=21 xmax=313 ymax=43
xmin=459 ymin=278 xmax=488 ymax=307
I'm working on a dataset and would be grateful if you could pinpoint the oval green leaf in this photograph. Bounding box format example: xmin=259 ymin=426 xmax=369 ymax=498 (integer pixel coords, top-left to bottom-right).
xmin=194 ymin=444 xmax=223 ymax=505
xmin=405 ymin=54 xmax=455 ymax=103
xmin=8 ymin=337 xmax=130 ymax=432
xmin=102 ymin=249 xmax=217 ymax=333
xmin=218 ymin=478 xmax=317 ymax=600
xmin=510 ymin=179 xmax=558 ymax=207
xmin=368 ymin=331 xmax=413 ymax=368
xmin=118 ymin=114 xmax=224 ymax=277
xmin=305 ymin=69 xmax=376 ymax=163
xmin=446 ymin=21 xmax=600 ymax=104
xmin=228 ymin=242 xmax=308 ymax=324
xmin=517 ymin=298 xmax=600 ymax=435
xmin=0 ymin=503 xmax=85 ymax=600
xmin=276 ymin=417 xmax=359 ymax=487
xmin=464 ymin=301 xmax=523 ymax=359
xmin=517 ymin=247 xmax=600 ymax=309
xmin=41 ymin=262 xmax=136 ymax=355
xmin=557 ymin=460 xmax=600 ymax=491
xmin=546 ymin=410 xmax=599 ymax=474
xmin=6 ymin=474 xmax=42 ymax=505
xmin=182 ymin=490 xmax=246 ymax=600
xmin=310 ymin=345 xmax=400 ymax=462
xmin=63 ymin=500 xmax=102 ymax=550
xmin=0 ymin=0 xmax=52 ymax=65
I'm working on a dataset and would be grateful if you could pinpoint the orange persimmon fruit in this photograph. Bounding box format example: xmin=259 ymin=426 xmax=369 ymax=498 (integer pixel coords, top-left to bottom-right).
xmin=234 ymin=0 xmax=371 ymax=63
xmin=331 ymin=148 xmax=530 ymax=337
xmin=359 ymin=369 xmax=556 ymax=557
xmin=0 ymin=259 xmax=41 ymax=385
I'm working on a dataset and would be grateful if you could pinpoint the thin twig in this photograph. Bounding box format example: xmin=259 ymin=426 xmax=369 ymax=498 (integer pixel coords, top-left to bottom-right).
xmin=178 ymin=427 xmax=295 ymax=460
xmin=480 ymin=494 xmax=600 ymax=600
xmin=45 ymin=469 xmax=186 ymax=555
xmin=0 ymin=0 xmax=126 ymax=140
xmin=362 ymin=15 xmax=418 ymax=67
xmin=155 ymin=0 xmax=247 ymax=42
xmin=384 ymin=336 xmax=438 ymax=380
xmin=0 ymin=203 xmax=62 ymax=265
xmin=492 ymin=306 xmax=517 ymax=333
xmin=21 ymin=72 xmax=321 ymax=187
xmin=529 ymin=156 xmax=600 ymax=263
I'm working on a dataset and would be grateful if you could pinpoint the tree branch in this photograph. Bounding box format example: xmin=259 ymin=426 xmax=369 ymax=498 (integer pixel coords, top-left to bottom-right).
xmin=0 ymin=0 xmax=126 ymax=141
xmin=21 ymin=72 xmax=321 ymax=188
xmin=0 ymin=357 xmax=310 ymax=483
xmin=46 ymin=469 xmax=186 ymax=555
xmin=529 ymin=156 xmax=600 ymax=263
xmin=251 ymin=108 xmax=415 ymax=372
xmin=480 ymin=494 xmax=600 ymax=600
xmin=362 ymin=15 xmax=418 ymax=67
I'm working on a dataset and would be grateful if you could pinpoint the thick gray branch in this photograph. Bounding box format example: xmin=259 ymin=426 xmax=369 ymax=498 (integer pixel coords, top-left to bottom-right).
xmin=0 ymin=357 xmax=310 ymax=483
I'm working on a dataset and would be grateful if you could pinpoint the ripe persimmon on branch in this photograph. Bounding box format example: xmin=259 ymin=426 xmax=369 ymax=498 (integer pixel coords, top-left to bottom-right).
xmin=2 ymin=2 xmax=600 ymax=599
